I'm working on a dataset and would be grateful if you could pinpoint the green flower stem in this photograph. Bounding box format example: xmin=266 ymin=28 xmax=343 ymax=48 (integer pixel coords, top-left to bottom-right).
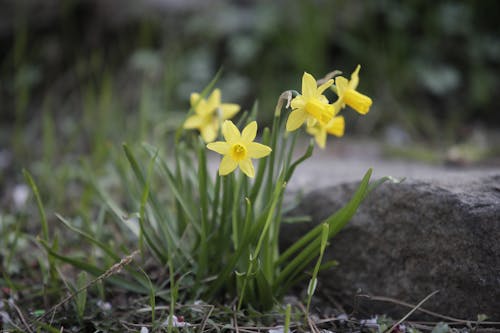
xmin=282 ymin=131 xmax=298 ymax=176
xmin=284 ymin=139 xmax=314 ymax=183
xmin=231 ymin=172 xmax=244 ymax=249
xmin=241 ymin=198 xmax=253 ymax=244
xmin=265 ymin=111 xmax=281 ymax=202
xmin=197 ymin=137 xmax=209 ymax=281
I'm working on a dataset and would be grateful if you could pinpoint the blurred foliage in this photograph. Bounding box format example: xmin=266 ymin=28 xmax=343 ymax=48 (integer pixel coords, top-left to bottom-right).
xmin=1 ymin=0 xmax=500 ymax=158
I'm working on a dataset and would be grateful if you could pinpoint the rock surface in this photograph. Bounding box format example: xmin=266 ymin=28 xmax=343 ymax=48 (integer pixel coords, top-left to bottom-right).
xmin=283 ymin=144 xmax=500 ymax=320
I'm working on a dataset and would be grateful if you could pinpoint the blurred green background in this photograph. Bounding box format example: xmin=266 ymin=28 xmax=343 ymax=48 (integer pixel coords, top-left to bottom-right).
xmin=1 ymin=0 xmax=500 ymax=168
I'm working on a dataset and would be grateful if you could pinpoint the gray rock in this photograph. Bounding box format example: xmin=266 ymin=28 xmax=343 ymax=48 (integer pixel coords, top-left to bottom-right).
xmin=283 ymin=173 xmax=500 ymax=320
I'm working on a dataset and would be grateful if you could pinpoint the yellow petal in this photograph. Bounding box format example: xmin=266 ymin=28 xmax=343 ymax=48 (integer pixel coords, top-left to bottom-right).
xmin=239 ymin=159 xmax=255 ymax=178
xmin=302 ymin=72 xmax=317 ymax=98
xmin=349 ymin=65 xmax=361 ymax=90
xmin=247 ymin=142 xmax=271 ymax=158
xmin=306 ymin=123 xmax=320 ymax=136
xmin=241 ymin=121 xmax=257 ymax=143
xmin=306 ymin=116 xmax=317 ymax=128
xmin=201 ymin=124 xmax=218 ymax=142
xmin=219 ymin=155 xmax=238 ymax=176
xmin=335 ymin=76 xmax=349 ymax=98
xmin=331 ymin=99 xmax=342 ymax=115
xmin=190 ymin=93 xmax=201 ymax=107
xmin=220 ymin=103 xmax=240 ymax=119
xmin=286 ymin=109 xmax=307 ymax=132
xmin=318 ymin=95 xmax=329 ymax=105
xmin=326 ymin=116 xmax=345 ymax=137
xmin=207 ymin=141 xmax=229 ymax=155
xmin=207 ymin=89 xmax=221 ymax=110
xmin=306 ymin=124 xmax=326 ymax=149
xmin=196 ymin=99 xmax=211 ymax=116
xmin=315 ymin=128 xmax=327 ymax=149
xmin=183 ymin=115 xmax=203 ymax=129
xmin=290 ymin=96 xmax=306 ymax=110
xmin=222 ymin=120 xmax=241 ymax=143
xmin=317 ymin=79 xmax=334 ymax=96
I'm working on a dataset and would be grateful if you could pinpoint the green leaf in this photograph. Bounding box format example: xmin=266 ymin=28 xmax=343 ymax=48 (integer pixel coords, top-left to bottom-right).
xmin=122 ymin=144 xmax=193 ymax=264
xmin=22 ymin=169 xmax=48 ymax=241
xmin=75 ymin=271 xmax=87 ymax=320
xmin=39 ymin=239 xmax=151 ymax=294
xmin=56 ymin=214 xmax=120 ymax=261
xmin=142 ymin=143 xmax=200 ymax=234
xmin=275 ymin=169 xmax=373 ymax=292
xmin=255 ymin=267 xmax=274 ymax=310
xmin=283 ymin=139 xmax=314 ymax=183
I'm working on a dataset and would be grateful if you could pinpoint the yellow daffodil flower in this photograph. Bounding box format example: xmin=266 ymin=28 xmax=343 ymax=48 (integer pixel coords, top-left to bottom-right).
xmin=334 ymin=65 xmax=372 ymax=115
xmin=306 ymin=116 xmax=345 ymax=149
xmin=207 ymin=120 xmax=271 ymax=178
xmin=183 ymin=89 xmax=240 ymax=142
xmin=286 ymin=72 xmax=335 ymax=132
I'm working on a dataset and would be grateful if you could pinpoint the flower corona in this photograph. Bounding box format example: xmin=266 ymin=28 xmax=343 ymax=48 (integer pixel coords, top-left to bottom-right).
xmin=333 ymin=65 xmax=372 ymax=115
xmin=286 ymin=72 xmax=335 ymax=132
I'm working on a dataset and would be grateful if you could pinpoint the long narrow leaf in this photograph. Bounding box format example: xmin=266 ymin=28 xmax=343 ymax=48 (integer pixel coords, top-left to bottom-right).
xmin=55 ymin=214 xmax=120 ymax=261
xmin=275 ymin=169 xmax=373 ymax=290
xmin=23 ymin=169 xmax=49 ymax=241
xmin=39 ymin=239 xmax=150 ymax=293
xmin=142 ymin=143 xmax=200 ymax=234
xmin=277 ymin=168 xmax=372 ymax=266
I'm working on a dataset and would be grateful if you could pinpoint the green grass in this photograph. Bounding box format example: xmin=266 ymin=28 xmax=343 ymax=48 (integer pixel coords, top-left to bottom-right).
xmin=1 ymin=54 xmax=382 ymax=330
xmin=2 ymin=62 xmax=495 ymax=333
xmin=2 ymin=2 xmax=500 ymax=330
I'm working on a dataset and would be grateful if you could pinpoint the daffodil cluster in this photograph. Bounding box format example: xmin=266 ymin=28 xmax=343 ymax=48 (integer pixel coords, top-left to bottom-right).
xmin=286 ymin=65 xmax=372 ymax=148
xmin=183 ymin=65 xmax=372 ymax=178
xmin=55 ymin=65 xmax=379 ymax=313
xmin=183 ymin=88 xmax=272 ymax=178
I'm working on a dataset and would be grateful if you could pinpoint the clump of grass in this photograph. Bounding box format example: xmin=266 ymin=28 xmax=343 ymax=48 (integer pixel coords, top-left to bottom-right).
xmin=33 ymin=67 xmax=381 ymax=311
xmin=8 ymin=67 xmax=394 ymax=331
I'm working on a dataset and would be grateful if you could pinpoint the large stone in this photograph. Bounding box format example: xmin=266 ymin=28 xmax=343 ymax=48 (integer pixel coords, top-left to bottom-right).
xmin=283 ymin=172 xmax=500 ymax=320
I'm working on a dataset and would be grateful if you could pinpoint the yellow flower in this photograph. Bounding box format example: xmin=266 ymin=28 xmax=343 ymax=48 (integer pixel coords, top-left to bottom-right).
xmin=306 ymin=116 xmax=345 ymax=149
xmin=183 ymin=89 xmax=240 ymax=142
xmin=286 ymin=72 xmax=335 ymax=132
xmin=207 ymin=121 xmax=272 ymax=178
xmin=334 ymin=65 xmax=372 ymax=115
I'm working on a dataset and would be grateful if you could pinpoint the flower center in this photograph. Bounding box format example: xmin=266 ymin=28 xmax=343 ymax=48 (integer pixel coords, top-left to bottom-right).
xmin=343 ymin=89 xmax=372 ymax=115
xmin=305 ymin=99 xmax=334 ymax=123
xmin=231 ymin=143 xmax=247 ymax=161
